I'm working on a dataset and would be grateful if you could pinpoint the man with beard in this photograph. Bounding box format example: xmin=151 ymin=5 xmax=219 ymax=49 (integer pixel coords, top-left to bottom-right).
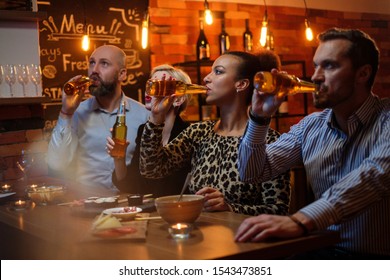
xmin=236 ymin=28 xmax=390 ymax=259
xmin=47 ymin=45 xmax=149 ymax=190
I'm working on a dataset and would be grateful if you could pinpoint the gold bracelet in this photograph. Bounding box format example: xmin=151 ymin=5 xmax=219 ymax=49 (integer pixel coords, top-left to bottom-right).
xmin=289 ymin=215 xmax=309 ymax=235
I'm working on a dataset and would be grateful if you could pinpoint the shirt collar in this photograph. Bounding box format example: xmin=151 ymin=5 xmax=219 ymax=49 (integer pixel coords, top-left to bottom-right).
xmin=327 ymin=94 xmax=380 ymax=129
xmin=350 ymin=94 xmax=380 ymax=126
xmin=89 ymin=92 xmax=129 ymax=115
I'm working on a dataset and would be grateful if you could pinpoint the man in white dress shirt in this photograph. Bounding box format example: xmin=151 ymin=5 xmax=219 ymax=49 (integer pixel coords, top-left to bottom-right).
xmin=47 ymin=45 xmax=149 ymax=190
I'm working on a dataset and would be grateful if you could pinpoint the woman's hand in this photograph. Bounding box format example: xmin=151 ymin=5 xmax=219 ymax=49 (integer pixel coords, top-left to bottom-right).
xmin=196 ymin=186 xmax=231 ymax=212
xmin=106 ymin=135 xmax=129 ymax=158
xmin=149 ymin=75 xmax=178 ymax=125
xmin=106 ymin=136 xmax=115 ymax=157
xmin=106 ymin=135 xmax=129 ymax=181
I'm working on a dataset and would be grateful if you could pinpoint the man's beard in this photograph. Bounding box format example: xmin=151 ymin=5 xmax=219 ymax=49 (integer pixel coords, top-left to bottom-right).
xmin=89 ymin=76 xmax=117 ymax=97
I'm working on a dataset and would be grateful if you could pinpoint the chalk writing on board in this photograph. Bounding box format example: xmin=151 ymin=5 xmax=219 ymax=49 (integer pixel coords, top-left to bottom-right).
xmin=38 ymin=0 xmax=150 ymax=102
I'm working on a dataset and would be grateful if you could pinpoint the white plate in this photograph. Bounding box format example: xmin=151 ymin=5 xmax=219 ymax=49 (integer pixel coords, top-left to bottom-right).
xmin=103 ymin=207 xmax=142 ymax=219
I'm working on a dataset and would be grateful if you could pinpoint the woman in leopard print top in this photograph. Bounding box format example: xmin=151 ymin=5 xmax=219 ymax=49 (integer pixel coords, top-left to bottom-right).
xmin=140 ymin=51 xmax=290 ymax=216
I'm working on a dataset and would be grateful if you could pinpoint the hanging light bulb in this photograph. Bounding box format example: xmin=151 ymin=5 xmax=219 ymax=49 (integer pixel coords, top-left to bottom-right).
xmin=303 ymin=0 xmax=314 ymax=41
xmin=81 ymin=34 xmax=90 ymax=51
xmin=81 ymin=19 xmax=90 ymax=51
xmin=204 ymin=0 xmax=213 ymax=25
xmin=305 ymin=19 xmax=314 ymax=41
xmin=141 ymin=10 xmax=149 ymax=49
xmin=259 ymin=4 xmax=268 ymax=47
xmin=81 ymin=2 xmax=89 ymax=51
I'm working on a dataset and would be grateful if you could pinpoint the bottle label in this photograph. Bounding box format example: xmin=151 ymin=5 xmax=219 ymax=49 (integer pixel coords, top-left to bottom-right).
xmin=244 ymin=34 xmax=253 ymax=52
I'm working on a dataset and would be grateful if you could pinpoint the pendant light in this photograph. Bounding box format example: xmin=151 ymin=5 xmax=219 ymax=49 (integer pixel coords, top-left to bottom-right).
xmin=81 ymin=1 xmax=90 ymax=51
xmin=204 ymin=0 xmax=213 ymax=25
xmin=259 ymin=0 xmax=268 ymax=47
xmin=141 ymin=8 xmax=149 ymax=49
xmin=303 ymin=0 xmax=314 ymax=41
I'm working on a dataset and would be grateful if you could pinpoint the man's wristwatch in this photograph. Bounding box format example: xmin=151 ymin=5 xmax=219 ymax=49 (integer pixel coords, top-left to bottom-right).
xmin=249 ymin=109 xmax=271 ymax=125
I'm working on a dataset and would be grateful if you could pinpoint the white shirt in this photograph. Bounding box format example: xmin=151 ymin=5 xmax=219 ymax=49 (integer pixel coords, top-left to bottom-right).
xmin=47 ymin=94 xmax=150 ymax=190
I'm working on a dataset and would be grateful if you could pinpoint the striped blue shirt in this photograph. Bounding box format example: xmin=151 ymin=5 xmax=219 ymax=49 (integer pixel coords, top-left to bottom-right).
xmin=238 ymin=95 xmax=390 ymax=256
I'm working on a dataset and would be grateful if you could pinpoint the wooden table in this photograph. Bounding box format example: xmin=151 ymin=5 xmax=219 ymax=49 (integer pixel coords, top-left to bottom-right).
xmin=0 ymin=177 xmax=340 ymax=260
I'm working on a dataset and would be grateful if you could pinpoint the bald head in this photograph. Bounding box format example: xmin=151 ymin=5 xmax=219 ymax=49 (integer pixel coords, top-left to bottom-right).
xmin=91 ymin=45 xmax=126 ymax=69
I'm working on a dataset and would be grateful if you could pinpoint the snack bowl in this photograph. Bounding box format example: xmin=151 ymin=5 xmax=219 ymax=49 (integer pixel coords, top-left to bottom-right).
xmin=26 ymin=185 xmax=66 ymax=205
xmin=154 ymin=195 xmax=204 ymax=224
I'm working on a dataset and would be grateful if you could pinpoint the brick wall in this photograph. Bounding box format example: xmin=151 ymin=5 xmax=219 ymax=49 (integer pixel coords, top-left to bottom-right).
xmin=149 ymin=1 xmax=390 ymax=122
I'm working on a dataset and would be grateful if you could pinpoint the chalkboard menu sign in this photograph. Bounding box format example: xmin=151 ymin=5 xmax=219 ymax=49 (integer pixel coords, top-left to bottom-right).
xmin=37 ymin=0 xmax=150 ymax=102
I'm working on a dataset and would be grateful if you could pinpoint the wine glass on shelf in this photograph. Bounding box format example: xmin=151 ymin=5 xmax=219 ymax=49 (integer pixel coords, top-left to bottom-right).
xmin=27 ymin=64 xmax=42 ymax=96
xmin=0 ymin=65 xmax=3 ymax=97
xmin=17 ymin=64 xmax=29 ymax=96
xmin=0 ymin=65 xmax=3 ymax=85
xmin=4 ymin=64 xmax=16 ymax=97
xmin=16 ymin=149 xmax=35 ymax=185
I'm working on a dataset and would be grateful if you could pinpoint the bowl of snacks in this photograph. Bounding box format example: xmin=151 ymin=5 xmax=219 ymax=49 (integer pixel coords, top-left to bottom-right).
xmin=26 ymin=184 xmax=66 ymax=205
xmin=154 ymin=194 xmax=204 ymax=224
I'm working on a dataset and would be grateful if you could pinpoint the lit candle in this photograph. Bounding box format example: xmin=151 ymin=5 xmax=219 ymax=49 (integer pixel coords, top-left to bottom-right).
xmin=1 ymin=184 xmax=11 ymax=192
xmin=14 ymin=199 xmax=27 ymax=209
xmin=168 ymin=223 xmax=192 ymax=239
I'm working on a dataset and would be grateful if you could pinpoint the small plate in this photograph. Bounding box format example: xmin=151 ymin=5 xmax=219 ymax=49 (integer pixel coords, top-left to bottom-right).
xmin=0 ymin=192 xmax=16 ymax=199
xmin=103 ymin=207 xmax=142 ymax=219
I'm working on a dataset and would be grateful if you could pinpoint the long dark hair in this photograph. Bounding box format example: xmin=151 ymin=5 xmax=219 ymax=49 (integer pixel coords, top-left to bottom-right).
xmin=225 ymin=50 xmax=281 ymax=104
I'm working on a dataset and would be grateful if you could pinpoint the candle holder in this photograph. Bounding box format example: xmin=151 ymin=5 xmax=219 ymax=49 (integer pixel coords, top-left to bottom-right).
xmin=10 ymin=198 xmax=30 ymax=211
xmin=168 ymin=223 xmax=193 ymax=239
xmin=1 ymin=184 xmax=12 ymax=193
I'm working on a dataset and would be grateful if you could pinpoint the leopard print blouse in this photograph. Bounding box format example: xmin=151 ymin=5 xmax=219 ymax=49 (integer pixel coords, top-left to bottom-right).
xmin=140 ymin=120 xmax=290 ymax=216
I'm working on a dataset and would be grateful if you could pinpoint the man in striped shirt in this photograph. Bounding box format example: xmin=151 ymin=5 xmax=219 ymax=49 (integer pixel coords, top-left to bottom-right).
xmin=236 ymin=28 xmax=390 ymax=259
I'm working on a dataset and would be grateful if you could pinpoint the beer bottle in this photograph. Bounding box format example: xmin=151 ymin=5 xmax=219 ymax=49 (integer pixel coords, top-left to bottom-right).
xmin=111 ymin=100 xmax=127 ymax=158
xmin=254 ymin=71 xmax=318 ymax=97
xmin=145 ymin=79 xmax=207 ymax=97
xmin=63 ymin=76 xmax=91 ymax=95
